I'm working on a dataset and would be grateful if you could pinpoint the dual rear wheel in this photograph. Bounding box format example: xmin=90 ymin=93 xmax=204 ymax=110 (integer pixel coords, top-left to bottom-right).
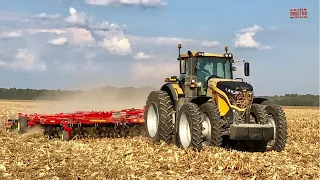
xmin=144 ymin=90 xmax=224 ymax=151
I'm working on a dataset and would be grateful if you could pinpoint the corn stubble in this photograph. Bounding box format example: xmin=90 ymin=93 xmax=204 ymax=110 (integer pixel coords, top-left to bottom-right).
xmin=0 ymin=100 xmax=319 ymax=180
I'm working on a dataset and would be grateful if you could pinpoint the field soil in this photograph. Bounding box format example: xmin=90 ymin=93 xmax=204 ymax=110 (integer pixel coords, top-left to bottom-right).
xmin=0 ymin=100 xmax=319 ymax=179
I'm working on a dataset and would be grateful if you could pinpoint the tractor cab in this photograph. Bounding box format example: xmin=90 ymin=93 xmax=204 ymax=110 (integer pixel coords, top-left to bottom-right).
xmin=175 ymin=44 xmax=250 ymax=96
xmin=176 ymin=45 xmax=232 ymax=94
xmin=178 ymin=45 xmax=235 ymax=81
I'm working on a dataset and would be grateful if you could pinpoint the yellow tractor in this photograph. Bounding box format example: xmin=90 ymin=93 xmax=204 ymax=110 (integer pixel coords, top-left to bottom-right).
xmin=144 ymin=44 xmax=288 ymax=152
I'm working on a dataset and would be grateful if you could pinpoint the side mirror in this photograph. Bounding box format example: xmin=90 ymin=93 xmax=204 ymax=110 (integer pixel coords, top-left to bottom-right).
xmin=180 ymin=60 xmax=186 ymax=74
xmin=244 ymin=62 xmax=250 ymax=76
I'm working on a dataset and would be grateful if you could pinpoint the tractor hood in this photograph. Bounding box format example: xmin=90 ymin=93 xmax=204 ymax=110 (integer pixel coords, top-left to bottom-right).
xmin=208 ymin=79 xmax=254 ymax=109
xmin=216 ymin=81 xmax=253 ymax=93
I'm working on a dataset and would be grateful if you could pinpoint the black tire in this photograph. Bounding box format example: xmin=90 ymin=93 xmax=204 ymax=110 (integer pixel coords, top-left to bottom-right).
xmin=199 ymin=101 xmax=224 ymax=147
xmin=265 ymin=104 xmax=288 ymax=152
xmin=250 ymin=104 xmax=268 ymax=124
xmin=176 ymin=103 xmax=203 ymax=151
xmin=17 ymin=117 xmax=28 ymax=134
xmin=144 ymin=90 xmax=174 ymax=143
xmin=248 ymin=103 xmax=269 ymax=152
xmin=61 ymin=130 xmax=70 ymax=141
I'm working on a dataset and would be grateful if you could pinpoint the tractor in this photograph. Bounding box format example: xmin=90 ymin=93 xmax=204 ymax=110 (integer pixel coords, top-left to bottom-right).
xmin=143 ymin=44 xmax=288 ymax=152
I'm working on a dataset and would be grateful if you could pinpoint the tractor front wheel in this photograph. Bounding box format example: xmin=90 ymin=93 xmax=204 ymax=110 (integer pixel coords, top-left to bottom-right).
xmin=144 ymin=90 xmax=174 ymax=143
xmin=247 ymin=103 xmax=269 ymax=152
xmin=176 ymin=103 xmax=203 ymax=151
xmin=200 ymin=101 xmax=224 ymax=147
xmin=265 ymin=104 xmax=288 ymax=152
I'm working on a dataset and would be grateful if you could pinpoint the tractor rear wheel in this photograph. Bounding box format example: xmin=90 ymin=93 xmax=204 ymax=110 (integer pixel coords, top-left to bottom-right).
xmin=199 ymin=101 xmax=224 ymax=147
xmin=176 ymin=103 xmax=203 ymax=151
xmin=265 ymin=104 xmax=288 ymax=152
xmin=17 ymin=117 xmax=28 ymax=134
xmin=144 ymin=90 xmax=174 ymax=143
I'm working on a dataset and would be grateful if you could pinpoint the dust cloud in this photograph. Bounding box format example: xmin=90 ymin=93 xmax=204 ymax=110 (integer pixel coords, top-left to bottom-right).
xmin=25 ymin=125 xmax=43 ymax=135
xmin=33 ymin=87 xmax=156 ymax=114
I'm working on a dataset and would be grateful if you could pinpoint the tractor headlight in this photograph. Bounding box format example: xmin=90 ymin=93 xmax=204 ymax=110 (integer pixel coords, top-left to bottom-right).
xmin=225 ymin=87 xmax=237 ymax=94
xmin=224 ymin=53 xmax=233 ymax=58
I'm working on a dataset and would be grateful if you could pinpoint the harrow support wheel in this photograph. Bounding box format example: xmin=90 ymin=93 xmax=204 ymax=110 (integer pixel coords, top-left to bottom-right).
xmin=176 ymin=103 xmax=203 ymax=151
xmin=17 ymin=117 xmax=28 ymax=134
xmin=265 ymin=104 xmax=288 ymax=152
xmin=61 ymin=130 xmax=70 ymax=141
xmin=144 ymin=90 xmax=174 ymax=144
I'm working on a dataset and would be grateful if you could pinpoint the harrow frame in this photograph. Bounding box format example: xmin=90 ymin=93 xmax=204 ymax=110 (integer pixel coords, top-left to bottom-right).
xmin=5 ymin=107 xmax=146 ymax=140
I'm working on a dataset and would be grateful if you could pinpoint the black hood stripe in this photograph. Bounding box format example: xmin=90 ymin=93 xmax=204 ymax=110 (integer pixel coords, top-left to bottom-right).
xmin=216 ymin=81 xmax=253 ymax=92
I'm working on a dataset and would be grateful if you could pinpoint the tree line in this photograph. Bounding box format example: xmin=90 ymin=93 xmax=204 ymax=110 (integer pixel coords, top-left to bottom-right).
xmin=0 ymin=87 xmax=319 ymax=106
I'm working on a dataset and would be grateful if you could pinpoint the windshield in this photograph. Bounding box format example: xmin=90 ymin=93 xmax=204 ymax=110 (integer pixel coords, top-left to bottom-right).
xmin=196 ymin=57 xmax=232 ymax=82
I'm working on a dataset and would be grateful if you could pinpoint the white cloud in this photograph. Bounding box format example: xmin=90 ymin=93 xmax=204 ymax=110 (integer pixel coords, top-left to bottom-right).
xmin=233 ymin=25 xmax=273 ymax=50
xmin=69 ymin=7 xmax=77 ymax=15
xmin=66 ymin=28 xmax=96 ymax=45
xmin=131 ymin=56 xmax=178 ymax=86
xmin=201 ymin=40 xmax=219 ymax=47
xmin=132 ymin=60 xmax=178 ymax=78
xmin=134 ymin=52 xmax=151 ymax=59
xmin=25 ymin=27 xmax=95 ymax=46
xmin=100 ymin=29 xmax=132 ymax=55
xmin=90 ymin=21 xmax=126 ymax=31
xmin=239 ymin=25 xmax=263 ymax=33
xmin=54 ymin=52 xmax=103 ymax=73
xmin=0 ymin=31 xmax=22 ymax=38
xmin=0 ymin=61 xmax=5 ymax=66
xmin=85 ymin=0 xmax=167 ymax=8
xmin=65 ymin=7 xmax=89 ymax=26
xmin=102 ymin=36 xmax=131 ymax=55
xmin=48 ymin=37 xmax=68 ymax=46
xmin=128 ymin=35 xmax=196 ymax=46
xmin=4 ymin=49 xmax=46 ymax=72
xmin=27 ymin=28 xmax=67 ymax=35
xmin=33 ymin=13 xmax=61 ymax=20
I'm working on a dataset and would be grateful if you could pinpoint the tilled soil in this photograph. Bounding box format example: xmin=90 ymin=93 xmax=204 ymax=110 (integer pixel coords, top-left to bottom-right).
xmin=0 ymin=100 xmax=319 ymax=180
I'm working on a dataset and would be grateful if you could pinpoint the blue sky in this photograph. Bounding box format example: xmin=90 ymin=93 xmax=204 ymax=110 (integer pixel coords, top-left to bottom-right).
xmin=0 ymin=0 xmax=318 ymax=96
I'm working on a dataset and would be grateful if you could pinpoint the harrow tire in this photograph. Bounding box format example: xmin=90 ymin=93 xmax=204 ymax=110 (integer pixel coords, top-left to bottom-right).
xmin=247 ymin=103 xmax=269 ymax=152
xmin=61 ymin=130 xmax=70 ymax=141
xmin=17 ymin=117 xmax=28 ymax=134
xmin=144 ymin=90 xmax=174 ymax=144
xmin=265 ymin=104 xmax=288 ymax=152
xmin=176 ymin=103 xmax=203 ymax=151
xmin=200 ymin=101 xmax=224 ymax=147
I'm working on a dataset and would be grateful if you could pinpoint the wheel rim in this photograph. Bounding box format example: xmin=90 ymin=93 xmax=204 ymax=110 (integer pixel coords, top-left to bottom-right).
xmin=17 ymin=121 xmax=20 ymax=131
xmin=179 ymin=112 xmax=191 ymax=148
xmin=147 ymin=103 xmax=159 ymax=138
xmin=267 ymin=114 xmax=276 ymax=147
xmin=202 ymin=114 xmax=211 ymax=145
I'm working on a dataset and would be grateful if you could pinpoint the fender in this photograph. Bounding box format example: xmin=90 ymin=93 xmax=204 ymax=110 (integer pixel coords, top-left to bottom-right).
xmin=160 ymin=83 xmax=184 ymax=109
xmin=252 ymin=97 xmax=268 ymax=104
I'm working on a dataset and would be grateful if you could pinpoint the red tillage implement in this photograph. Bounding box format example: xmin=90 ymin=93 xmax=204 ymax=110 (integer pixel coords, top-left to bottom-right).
xmin=5 ymin=107 xmax=146 ymax=141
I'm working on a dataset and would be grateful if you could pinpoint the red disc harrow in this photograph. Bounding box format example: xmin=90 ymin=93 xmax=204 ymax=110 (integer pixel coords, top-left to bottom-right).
xmin=5 ymin=107 xmax=146 ymax=140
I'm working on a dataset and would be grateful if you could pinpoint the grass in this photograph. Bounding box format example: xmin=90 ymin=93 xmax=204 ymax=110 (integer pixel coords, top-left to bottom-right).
xmin=0 ymin=101 xmax=319 ymax=180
